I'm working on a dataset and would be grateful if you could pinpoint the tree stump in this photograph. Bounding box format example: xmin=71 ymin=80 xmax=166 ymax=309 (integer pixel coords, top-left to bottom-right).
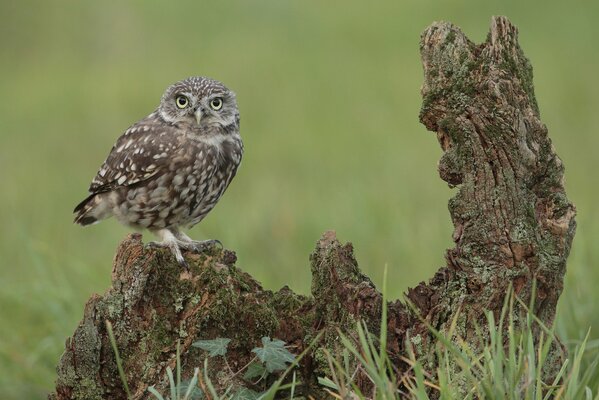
xmin=51 ymin=16 xmax=575 ymax=399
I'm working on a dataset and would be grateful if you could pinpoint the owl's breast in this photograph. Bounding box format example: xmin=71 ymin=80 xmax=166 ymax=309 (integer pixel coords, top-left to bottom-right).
xmin=184 ymin=134 xmax=243 ymax=226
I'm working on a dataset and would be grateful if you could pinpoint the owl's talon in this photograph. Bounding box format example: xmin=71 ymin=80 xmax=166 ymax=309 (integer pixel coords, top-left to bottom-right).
xmin=206 ymin=239 xmax=223 ymax=249
xmin=182 ymin=239 xmax=222 ymax=253
xmin=145 ymin=234 xmax=190 ymax=268
xmin=177 ymin=257 xmax=190 ymax=270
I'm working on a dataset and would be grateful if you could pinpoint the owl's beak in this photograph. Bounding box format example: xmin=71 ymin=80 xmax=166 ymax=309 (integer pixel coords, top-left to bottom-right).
xmin=194 ymin=109 xmax=203 ymax=126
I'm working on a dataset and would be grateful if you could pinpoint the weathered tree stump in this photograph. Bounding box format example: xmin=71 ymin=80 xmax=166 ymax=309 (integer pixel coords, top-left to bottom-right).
xmin=51 ymin=16 xmax=575 ymax=399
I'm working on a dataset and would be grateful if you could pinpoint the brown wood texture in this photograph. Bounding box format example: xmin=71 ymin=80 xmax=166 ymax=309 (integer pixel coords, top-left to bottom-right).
xmin=51 ymin=16 xmax=575 ymax=399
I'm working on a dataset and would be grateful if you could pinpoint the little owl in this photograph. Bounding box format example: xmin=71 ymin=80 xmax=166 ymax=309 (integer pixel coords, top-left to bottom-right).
xmin=74 ymin=77 xmax=243 ymax=267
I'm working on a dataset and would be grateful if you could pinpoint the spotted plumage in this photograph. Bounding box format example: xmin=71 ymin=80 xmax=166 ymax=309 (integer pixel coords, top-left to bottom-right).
xmin=74 ymin=76 xmax=243 ymax=266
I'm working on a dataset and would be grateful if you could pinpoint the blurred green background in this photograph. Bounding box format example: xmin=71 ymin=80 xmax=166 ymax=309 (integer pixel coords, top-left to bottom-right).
xmin=0 ymin=0 xmax=597 ymax=398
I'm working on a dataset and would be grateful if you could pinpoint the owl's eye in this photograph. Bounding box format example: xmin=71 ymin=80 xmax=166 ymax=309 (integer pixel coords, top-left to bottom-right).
xmin=175 ymin=95 xmax=189 ymax=109
xmin=210 ymin=97 xmax=223 ymax=111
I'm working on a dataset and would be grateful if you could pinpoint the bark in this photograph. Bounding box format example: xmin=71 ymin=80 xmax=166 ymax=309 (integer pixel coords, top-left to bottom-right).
xmin=51 ymin=16 xmax=575 ymax=399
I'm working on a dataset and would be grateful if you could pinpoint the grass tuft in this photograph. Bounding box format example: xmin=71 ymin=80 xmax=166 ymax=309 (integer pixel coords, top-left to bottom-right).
xmin=106 ymin=320 xmax=132 ymax=399
xmin=322 ymin=284 xmax=599 ymax=400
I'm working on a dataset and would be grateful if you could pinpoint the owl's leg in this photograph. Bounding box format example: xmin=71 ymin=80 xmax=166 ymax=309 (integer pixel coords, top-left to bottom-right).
xmin=172 ymin=230 xmax=222 ymax=253
xmin=146 ymin=228 xmax=188 ymax=268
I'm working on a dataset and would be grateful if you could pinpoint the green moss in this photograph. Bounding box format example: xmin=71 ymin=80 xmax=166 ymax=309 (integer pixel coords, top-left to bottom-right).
xmin=446 ymin=30 xmax=456 ymax=44
xmin=419 ymin=88 xmax=446 ymax=121
xmin=73 ymin=377 xmax=104 ymax=400
xmin=272 ymin=287 xmax=303 ymax=310
xmin=499 ymin=53 xmax=538 ymax=113
xmin=410 ymin=334 xmax=423 ymax=357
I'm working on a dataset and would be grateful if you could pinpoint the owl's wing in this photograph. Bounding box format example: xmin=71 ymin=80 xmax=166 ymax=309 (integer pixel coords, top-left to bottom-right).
xmin=88 ymin=116 xmax=182 ymax=194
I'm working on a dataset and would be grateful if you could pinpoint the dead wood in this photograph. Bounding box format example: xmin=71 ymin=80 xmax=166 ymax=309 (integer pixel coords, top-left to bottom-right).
xmin=51 ymin=16 xmax=575 ymax=399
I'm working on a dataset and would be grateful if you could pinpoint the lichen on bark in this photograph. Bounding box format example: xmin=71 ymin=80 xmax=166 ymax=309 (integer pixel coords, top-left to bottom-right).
xmin=51 ymin=16 xmax=575 ymax=399
xmin=410 ymin=15 xmax=576 ymax=364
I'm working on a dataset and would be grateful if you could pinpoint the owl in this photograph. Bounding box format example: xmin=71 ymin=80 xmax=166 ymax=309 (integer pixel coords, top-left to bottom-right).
xmin=74 ymin=77 xmax=243 ymax=267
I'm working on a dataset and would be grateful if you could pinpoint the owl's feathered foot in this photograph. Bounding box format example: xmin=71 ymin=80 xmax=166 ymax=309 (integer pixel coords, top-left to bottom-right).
xmin=174 ymin=231 xmax=222 ymax=253
xmin=145 ymin=229 xmax=188 ymax=268
xmin=178 ymin=239 xmax=222 ymax=253
xmin=145 ymin=229 xmax=222 ymax=268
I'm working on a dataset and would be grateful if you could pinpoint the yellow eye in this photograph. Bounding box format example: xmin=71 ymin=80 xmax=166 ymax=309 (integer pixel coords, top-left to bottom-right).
xmin=210 ymin=97 xmax=223 ymax=110
xmin=175 ymin=95 xmax=189 ymax=109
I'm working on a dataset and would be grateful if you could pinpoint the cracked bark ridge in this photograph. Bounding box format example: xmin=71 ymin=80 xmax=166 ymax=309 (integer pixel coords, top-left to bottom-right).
xmin=411 ymin=16 xmax=575 ymax=353
xmin=51 ymin=16 xmax=576 ymax=399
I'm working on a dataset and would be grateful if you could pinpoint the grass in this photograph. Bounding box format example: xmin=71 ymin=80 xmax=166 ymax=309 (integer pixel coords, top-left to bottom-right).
xmin=321 ymin=289 xmax=599 ymax=399
xmin=106 ymin=320 xmax=132 ymax=399
xmin=130 ymin=277 xmax=599 ymax=399
xmin=0 ymin=0 xmax=598 ymax=398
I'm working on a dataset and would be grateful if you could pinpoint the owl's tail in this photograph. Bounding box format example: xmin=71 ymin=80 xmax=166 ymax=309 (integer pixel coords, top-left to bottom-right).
xmin=73 ymin=192 xmax=112 ymax=226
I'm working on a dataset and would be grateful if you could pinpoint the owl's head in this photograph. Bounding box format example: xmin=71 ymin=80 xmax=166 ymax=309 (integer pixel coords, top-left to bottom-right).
xmin=158 ymin=77 xmax=239 ymax=132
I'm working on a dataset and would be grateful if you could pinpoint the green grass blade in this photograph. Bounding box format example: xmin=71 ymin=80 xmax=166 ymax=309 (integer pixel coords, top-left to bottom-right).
xmin=106 ymin=320 xmax=131 ymax=399
xmin=177 ymin=341 xmax=181 ymax=400
xmin=183 ymin=367 xmax=200 ymax=400
xmin=167 ymin=367 xmax=176 ymax=400
xmin=148 ymin=386 xmax=166 ymax=400
xmin=289 ymin=371 xmax=296 ymax=399
xmin=202 ymin=358 xmax=220 ymax=399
